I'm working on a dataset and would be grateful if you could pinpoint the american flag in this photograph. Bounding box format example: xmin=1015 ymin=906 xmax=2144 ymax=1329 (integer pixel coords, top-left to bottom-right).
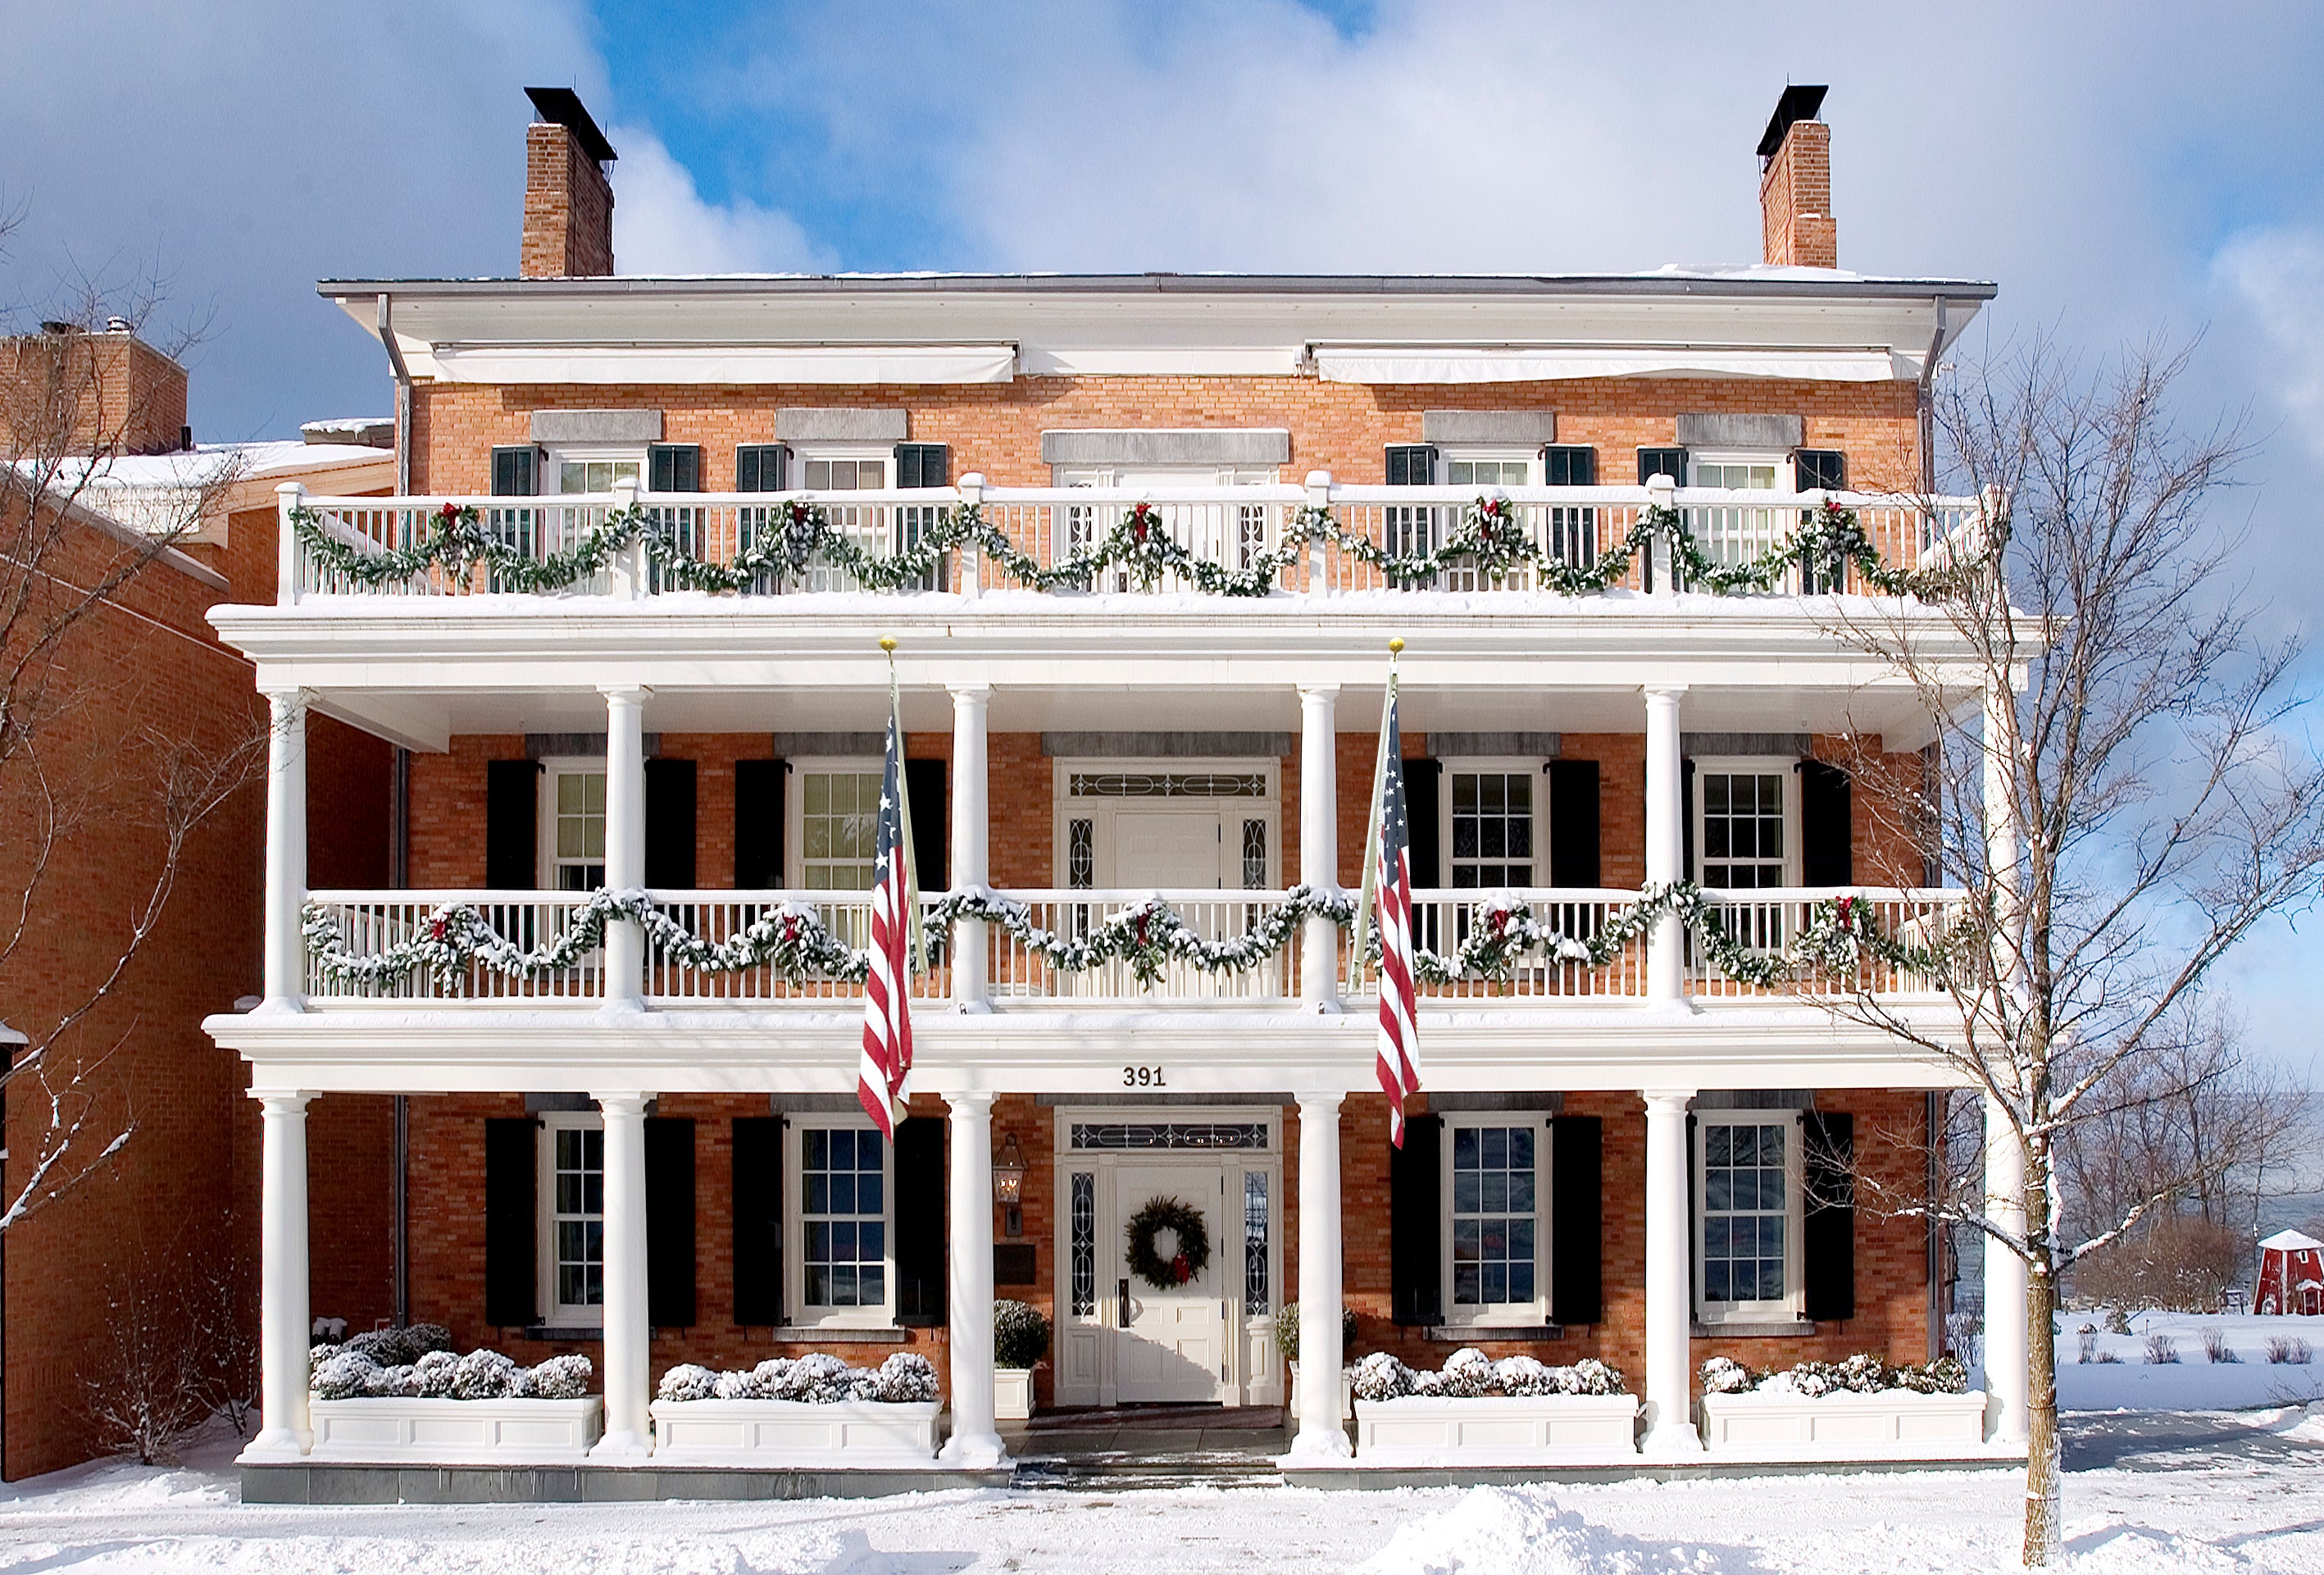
xmin=857 ymin=703 xmax=915 ymax=1139
xmin=1373 ymin=686 xmax=1421 ymax=1147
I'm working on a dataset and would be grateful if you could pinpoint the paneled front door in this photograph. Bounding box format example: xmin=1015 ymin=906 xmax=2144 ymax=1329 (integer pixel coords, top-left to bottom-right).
xmin=1113 ymin=1161 xmax=1228 ymax=1403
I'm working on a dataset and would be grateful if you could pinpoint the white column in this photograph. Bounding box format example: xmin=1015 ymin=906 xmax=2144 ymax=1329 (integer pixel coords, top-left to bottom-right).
xmin=602 ymin=686 xmax=647 ymax=1008
xmin=1644 ymin=685 xmax=1687 ymax=1003
xmin=1983 ymin=1094 xmax=2031 ymax=1444
xmin=1641 ymin=1089 xmax=1703 ymax=1455
xmin=1289 ymin=1090 xmax=1350 ymax=1459
xmin=262 ymin=691 xmax=309 ymax=1008
xmin=1644 ymin=471 xmax=1677 ymax=594
xmin=1299 ymin=684 xmax=1340 ymax=1010
xmin=249 ymin=1091 xmax=313 ymax=1459
xmin=957 ymin=472 xmax=984 ymax=600
xmin=591 ymin=1092 xmax=653 ymax=1457
xmin=950 ymin=685 xmax=991 ymax=1011
xmin=1983 ymin=680 xmax=2020 ymax=978
xmin=275 ymin=481 xmax=307 ymax=605
xmin=939 ymin=1092 xmax=1007 ymax=1466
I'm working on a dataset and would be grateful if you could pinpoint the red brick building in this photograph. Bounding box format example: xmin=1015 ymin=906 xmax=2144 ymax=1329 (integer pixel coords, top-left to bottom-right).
xmin=207 ymin=86 xmax=2028 ymax=1494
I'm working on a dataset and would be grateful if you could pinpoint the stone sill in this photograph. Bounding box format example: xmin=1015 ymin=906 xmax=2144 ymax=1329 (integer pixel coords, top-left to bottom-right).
xmin=1693 ymin=1319 xmax=1817 ymax=1338
xmin=1425 ymin=1325 xmax=1564 ymax=1343
xmin=768 ymin=1326 xmax=910 ymax=1344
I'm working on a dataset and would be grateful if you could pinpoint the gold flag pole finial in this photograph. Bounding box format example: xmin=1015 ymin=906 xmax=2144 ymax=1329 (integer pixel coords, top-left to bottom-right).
xmin=880 ymin=635 xmax=898 ymax=654
xmin=1388 ymin=636 xmax=1404 ymax=655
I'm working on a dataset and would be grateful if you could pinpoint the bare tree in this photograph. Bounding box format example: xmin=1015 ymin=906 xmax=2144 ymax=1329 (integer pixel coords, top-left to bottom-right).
xmin=0 ymin=218 xmax=265 ymax=1232
xmin=1821 ymin=338 xmax=2324 ymax=1565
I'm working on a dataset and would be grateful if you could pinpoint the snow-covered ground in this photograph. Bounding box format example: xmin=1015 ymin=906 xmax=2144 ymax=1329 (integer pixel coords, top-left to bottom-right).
xmin=0 ymin=1401 xmax=2319 ymax=1575
xmin=2051 ymin=1309 xmax=2324 ymax=1413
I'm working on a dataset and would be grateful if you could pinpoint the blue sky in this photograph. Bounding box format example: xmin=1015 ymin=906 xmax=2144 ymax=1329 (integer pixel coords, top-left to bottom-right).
xmin=4 ymin=0 xmax=2323 ymax=1077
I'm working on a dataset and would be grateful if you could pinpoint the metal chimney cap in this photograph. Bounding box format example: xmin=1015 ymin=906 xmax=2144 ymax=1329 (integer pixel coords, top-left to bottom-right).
xmin=524 ymin=86 xmax=617 ymax=164
xmin=1757 ymin=84 xmax=1829 ymax=161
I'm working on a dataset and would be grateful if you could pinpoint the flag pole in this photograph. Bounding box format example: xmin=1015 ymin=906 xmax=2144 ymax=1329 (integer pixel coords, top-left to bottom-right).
xmin=1347 ymin=636 xmax=1403 ymax=995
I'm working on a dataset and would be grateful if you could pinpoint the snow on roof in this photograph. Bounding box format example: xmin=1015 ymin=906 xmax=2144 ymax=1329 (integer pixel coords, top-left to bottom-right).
xmin=2261 ymin=1230 xmax=2322 ymax=1252
xmin=70 ymin=439 xmax=389 ymax=490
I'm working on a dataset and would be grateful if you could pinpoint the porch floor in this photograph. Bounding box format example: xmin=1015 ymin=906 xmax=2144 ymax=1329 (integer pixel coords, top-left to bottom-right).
xmin=1004 ymin=1404 xmax=1293 ymax=1489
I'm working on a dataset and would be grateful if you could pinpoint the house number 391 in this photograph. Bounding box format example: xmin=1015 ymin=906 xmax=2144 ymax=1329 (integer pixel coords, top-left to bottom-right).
xmin=1122 ymin=1065 xmax=1167 ymax=1087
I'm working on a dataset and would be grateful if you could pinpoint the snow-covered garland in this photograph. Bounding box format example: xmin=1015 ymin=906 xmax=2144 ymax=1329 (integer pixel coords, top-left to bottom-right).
xmin=293 ymin=495 xmax=1961 ymax=601
xmin=302 ymin=884 xmax=1957 ymax=995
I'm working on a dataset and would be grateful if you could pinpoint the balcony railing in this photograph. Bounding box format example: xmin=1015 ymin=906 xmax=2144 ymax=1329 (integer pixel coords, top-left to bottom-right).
xmin=300 ymin=886 xmax=1963 ymax=1008
xmin=280 ymin=480 xmax=1982 ymax=603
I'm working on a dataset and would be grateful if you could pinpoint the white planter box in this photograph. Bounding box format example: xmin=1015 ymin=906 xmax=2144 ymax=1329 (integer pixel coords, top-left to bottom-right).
xmin=1287 ymin=1361 xmax=1353 ymax=1420
xmin=307 ymin=1396 xmax=603 ymax=1464
xmin=1353 ymin=1394 xmax=1640 ymax=1463
xmin=994 ymin=1368 xmax=1036 ymax=1421
xmin=648 ymin=1398 xmax=940 ymax=1467
xmin=1699 ymin=1389 xmax=1990 ymax=1459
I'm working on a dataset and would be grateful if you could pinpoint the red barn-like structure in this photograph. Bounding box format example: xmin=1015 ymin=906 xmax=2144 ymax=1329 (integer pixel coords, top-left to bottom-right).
xmin=2257 ymin=1230 xmax=2324 ymax=1316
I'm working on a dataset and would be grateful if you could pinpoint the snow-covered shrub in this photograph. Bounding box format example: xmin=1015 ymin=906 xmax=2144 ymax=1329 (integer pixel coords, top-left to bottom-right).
xmin=412 ymin=1350 xmax=459 ymax=1397
xmin=866 ymin=1352 xmax=939 ymax=1403
xmin=345 ymin=1323 xmax=451 ymax=1368
xmin=994 ymin=1300 xmax=1053 ymax=1370
xmin=520 ymin=1354 xmax=594 ymax=1400
xmin=1491 ymin=1356 xmax=1553 ymax=1397
xmin=2094 ymin=1348 xmax=2124 ymax=1364
xmin=1553 ymin=1359 xmax=1626 ymax=1397
xmin=656 ymin=1363 xmax=720 ymax=1403
xmin=449 ymin=1348 xmax=521 ymax=1400
xmin=773 ymin=1353 xmax=853 ymax=1403
xmin=1699 ymin=1357 xmax=1755 ymax=1395
xmin=366 ymin=1363 xmax=425 ymax=1399
xmin=1351 ymin=1351 xmax=1417 ymax=1402
xmin=2201 ymin=1328 xmax=2237 ymax=1364
xmin=2143 ymin=1334 xmax=2180 ymax=1365
xmin=311 ymin=1349 xmax=381 ymax=1400
xmin=2103 ymin=1307 xmax=2133 ymax=1336
xmin=1887 ymin=1357 xmax=1967 ymax=1395
xmin=2267 ymin=1336 xmax=2313 ymax=1365
xmin=1437 ymin=1348 xmax=1496 ymax=1398
xmin=1706 ymin=1353 xmax=1965 ymax=1398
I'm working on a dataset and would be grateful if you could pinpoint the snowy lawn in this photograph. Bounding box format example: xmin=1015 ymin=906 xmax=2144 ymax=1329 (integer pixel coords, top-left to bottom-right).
xmin=0 ymin=1406 xmax=2319 ymax=1574
xmin=2051 ymin=1309 xmax=2324 ymax=1413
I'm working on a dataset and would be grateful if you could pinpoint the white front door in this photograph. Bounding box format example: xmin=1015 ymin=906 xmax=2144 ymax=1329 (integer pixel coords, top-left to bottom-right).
xmin=1114 ymin=1162 xmax=1228 ymax=1403
xmin=1113 ymin=810 xmax=1225 ymax=890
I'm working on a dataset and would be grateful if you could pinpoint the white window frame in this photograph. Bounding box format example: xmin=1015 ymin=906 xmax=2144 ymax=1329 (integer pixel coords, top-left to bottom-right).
xmin=1691 ymin=756 xmax=1800 ymax=890
xmin=1686 ymin=451 xmax=1785 ymax=491
xmin=793 ymin=444 xmax=893 ymax=493
xmin=547 ymin=446 xmax=644 ymax=496
xmin=1440 ymin=1113 xmax=1549 ymax=1326
xmin=1438 ymin=758 xmax=1542 ymax=891
xmin=538 ymin=1111 xmax=606 ymax=1327
xmin=1694 ymin=1109 xmax=1807 ymax=1325
xmin=536 ymin=756 xmax=608 ymax=891
xmin=1051 ymin=757 xmax=1281 ymax=890
xmin=1433 ymin=448 xmax=1537 ymax=489
xmin=786 ymin=1113 xmax=898 ymax=1329
xmin=785 ymin=756 xmax=885 ymax=892
xmin=1050 ymin=465 xmax=1280 ymax=488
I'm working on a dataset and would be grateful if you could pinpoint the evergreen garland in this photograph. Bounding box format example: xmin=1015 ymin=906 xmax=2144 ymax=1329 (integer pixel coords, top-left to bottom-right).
xmin=1124 ymin=1196 xmax=1211 ymax=1290
xmin=293 ymin=494 xmax=1966 ymax=602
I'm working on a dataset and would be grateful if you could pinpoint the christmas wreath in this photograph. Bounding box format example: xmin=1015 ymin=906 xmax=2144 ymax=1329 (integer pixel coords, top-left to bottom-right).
xmin=1125 ymin=1196 xmax=1211 ymax=1290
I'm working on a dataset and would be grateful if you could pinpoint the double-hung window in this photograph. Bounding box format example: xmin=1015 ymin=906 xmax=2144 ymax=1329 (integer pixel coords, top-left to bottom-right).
xmin=791 ymin=762 xmax=885 ymax=892
xmin=1697 ymin=1113 xmax=1804 ymax=1323
xmin=790 ymin=1119 xmax=894 ymax=1326
xmin=1446 ymin=767 xmax=1535 ymax=889
xmin=539 ymin=1113 xmax=605 ymax=1326
xmin=538 ymin=760 xmax=607 ymax=890
xmin=1444 ymin=1118 xmax=1544 ymax=1322
xmin=1688 ymin=454 xmax=1786 ymax=576
xmin=1694 ymin=758 xmax=1794 ymax=890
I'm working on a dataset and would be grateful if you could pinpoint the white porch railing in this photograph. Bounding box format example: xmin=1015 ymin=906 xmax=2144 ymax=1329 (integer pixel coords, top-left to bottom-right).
xmin=300 ymin=885 xmax=1963 ymax=1007
xmin=280 ymin=482 xmax=1982 ymax=602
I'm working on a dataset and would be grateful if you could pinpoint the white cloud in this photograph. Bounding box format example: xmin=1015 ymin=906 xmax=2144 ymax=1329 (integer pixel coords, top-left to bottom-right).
xmin=608 ymin=130 xmax=831 ymax=275
xmin=2216 ymin=227 xmax=2324 ymax=457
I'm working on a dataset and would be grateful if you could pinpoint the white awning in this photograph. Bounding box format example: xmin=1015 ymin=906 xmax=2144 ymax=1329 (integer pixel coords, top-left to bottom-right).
xmin=421 ymin=344 xmax=1019 ymax=385
xmin=1312 ymin=345 xmax=1914 ymax=385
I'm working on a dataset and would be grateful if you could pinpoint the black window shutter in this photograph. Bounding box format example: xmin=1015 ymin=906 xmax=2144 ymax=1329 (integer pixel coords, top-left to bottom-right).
xmin=1799 ymin=758 xmax=1852 ymax=887
xmin=485 ymin=760 xmax=540 ymax=889
xmin=645 ymin=1116 xmax=697 ymax=1327
xmin=905 ymin=758 xmax=948 ymax=892
xmin=1680 ymin=758 xmax=1696 ymax=881
xmin=490 ymin=445 xmax=541 ymax=497
xmin=1546 ymin=759 xmax=1600 ymax=888
xmin=1637 ymin=447 xmax=1686 ymax=485
xmin=893 ymin=1116 xmax=947 ymax=1324
xmin=1385 ymin=444 xmax=1438 ymax=485
xmin=648 ymin=444 xmax=702 ymax=494
xmin=1543 ymin=445 xmax=1598 ymax=487
xmin=483 ymin=1118 xmax=538 ymax=1327
xmin=644 ymin=758 xmax=698 ymax=890
xmin=1795 ymin=449 xmax=1846 ymax=492
xmin=736 ymin=444 xmax=788 ymax=493
xmin=1389 ymin=1113 xmax=1444 ymax=1325
xmin=730 ymin=1116 xmax=783 ymax=1325
xmin=895 ymin=444 xmax=949 ymax=489
xmin=1549 ymin=1115 xmax=1603 ymax=1326
xmin=1686 ymin=1112 xmax=1699 ymax=1308
xmin=1403 ymin=758 xmax=1443 ymax=888
xmin=734 ymin=758 xmax=785 ymax=887
xmin=1803 ymin=1112 xmax=1856 ymax=1322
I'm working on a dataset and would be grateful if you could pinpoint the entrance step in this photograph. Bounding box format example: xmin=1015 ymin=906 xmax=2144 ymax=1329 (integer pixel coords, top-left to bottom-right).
xmin=1010 ymin=1454 xmax=1286 ymax=1491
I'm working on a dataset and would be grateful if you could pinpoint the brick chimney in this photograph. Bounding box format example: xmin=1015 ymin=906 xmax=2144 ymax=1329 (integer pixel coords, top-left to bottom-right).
xmin=521 ymin=87 xmax=616 ymax=278
xmin=1758 ymin=84 xmax=1836 ymax=270
xmin=0 ymin=322 xmax=190 ymax=456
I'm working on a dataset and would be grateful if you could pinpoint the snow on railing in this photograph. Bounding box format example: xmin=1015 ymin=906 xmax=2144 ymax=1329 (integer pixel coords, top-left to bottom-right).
xmin=1685 ymin=888 xmax=1964 ymax=998
xmin=1343 ymin=889 xmax=1649 ymax=1000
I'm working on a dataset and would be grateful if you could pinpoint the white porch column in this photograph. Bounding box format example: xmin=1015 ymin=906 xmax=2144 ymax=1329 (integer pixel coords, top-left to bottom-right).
xmin=591 ymin=1092 xmax=653 ymax=1457
xmin=1289 ymin=1089 xmax=1350 ymax=1459
xmin=1641 ymin=1089 xmax=1703 ymax=1455
xmin=249 ymin=1090 xmax=314 ymax=1459
xmin=1983 ymin=1094 xmax=2031 ymax=1445
xmin=939 ymin=1092 xmax=1007 ymax=1466
xmin=1643 ymin=685 xmax=1687 ymax=1002
xmin=950 ymin=685 xmax=991 ymax=1011
xmin=602 ymin=686 xmax=648 ymax=1008
xmin=262 ymin=691 xmax=309 ymax=1008
xmin=1299 ymin=684 xmax=1340 ymax=1010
